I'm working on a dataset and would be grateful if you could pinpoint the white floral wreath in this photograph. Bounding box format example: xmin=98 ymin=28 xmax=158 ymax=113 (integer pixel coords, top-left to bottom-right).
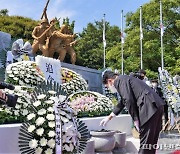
xmin=18 ymin=82 xmax=89 ymax=154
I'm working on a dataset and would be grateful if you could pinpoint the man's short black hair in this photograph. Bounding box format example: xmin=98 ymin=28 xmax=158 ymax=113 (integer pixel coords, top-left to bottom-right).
xmin=139 ymin=69 xmax=146 ymax=75
xmin=151 ymin=79 xmax=158 ymax=83
xmin=102 ymin=71 xmax=119 ymax=84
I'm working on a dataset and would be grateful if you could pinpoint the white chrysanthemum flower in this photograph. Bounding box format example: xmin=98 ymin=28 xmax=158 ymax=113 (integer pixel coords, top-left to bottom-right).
xmin=16 ymin=92 xmax=23 ymax=97
xmin=27 ymin=113 xmax=36 ymax=120
xmin=38 ymin=109 xmax=46 ymax=115
xmin=33 ymin=101 xmax=41 ymax=107
xmin=6 ymin=70 xmax=12 ymax=74
xmin=14 ymin=110 xmax=19 ymax=116
xmin=59 ymin=95 xmax=66 ymax=102
xmin=20 ymin=71 xmax=25 ymax=75
xmin=26 ymin=74 xmax=31 ymax=78
xmin=45 ymin=100 xmax=54 ymax=104
xmin=47 ymin=139 xmax=55 ymax=148
xmin=13 ymin=77 xmax=19 ymax=81
xmin=48 ymin=131 xmax=55 ymax=137
xmin=46 ymin=114 xmax=55 ymax=121
xmin=45 ymin=148 xmax=53 ymax=154
xmin=40 ymin=137 xmax=47 ymax=146
xmin=14 ymin=70 xmax=19 ymax=74
xmin=49 ymin=96 xmax=59 ymax=102
xmin=35 ymin=147 xmax=43 ymax=154
xmin=31 ymin=68 xmax=36 ymax=72
xmin=28 ymin=125 xmax=36 ymax=133
xmin=36 ymin=128 xmax=44 ymax=136
xmin=36 ymin=117 xmax=45 ymax=126
xmin=22 ymin=109 xmax=28 ymax=116
xmin=47 ymin=107 xmax=54 ymax=112
xmin=19 ymin=80 xmax=24 ymax=85
xmin=37 ymin=94 xmax=46 ymax=100
xmin=14 ymin=86 xmax=22 ymax=91
xmin=15 ymin=104 xmax=21 ymax=109
xmin=48 ymin=90 xmax=57 ymax=95
xmin=29 ymin=139 xmax=38 ymax=149
xmin=5 ymin=108 xmax=12 ymax=114
xmin=0 ymin=108 xmax=3 ymax=111
xmin=9 ymin=74 xmax=14 ymax=78
xmin=48 ymin=121 xmax=55 ymax=128
xmin=24 ymin=78 xmax=30 ymax=83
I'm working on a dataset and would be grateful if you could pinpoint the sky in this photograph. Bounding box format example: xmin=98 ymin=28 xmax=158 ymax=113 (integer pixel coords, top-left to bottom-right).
xmin=0 ymin=0 xmax=151 ymax=33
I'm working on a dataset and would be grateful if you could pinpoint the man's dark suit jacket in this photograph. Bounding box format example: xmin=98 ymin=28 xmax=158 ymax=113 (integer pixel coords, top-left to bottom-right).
xmin=113 ymin=75 xmax=165 ymax=126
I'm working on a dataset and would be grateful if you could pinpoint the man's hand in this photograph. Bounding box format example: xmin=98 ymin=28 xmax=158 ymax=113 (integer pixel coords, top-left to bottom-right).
xmin=100 ymin=117 xmax=110 ymax=127
xmin=100 ymin=112 xmax=116 ymax=127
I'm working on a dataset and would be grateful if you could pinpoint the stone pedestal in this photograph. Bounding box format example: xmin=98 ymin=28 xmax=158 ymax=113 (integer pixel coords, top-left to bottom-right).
xmin=113 ymin=132 xmax=127 ymax=154
xmin=82 ymin=139 xmax=95 ymax=154
xmin=81 ymin=114 xmax=132 ymax=136
xmin=114 ymin=132 xmax=126 ymax=148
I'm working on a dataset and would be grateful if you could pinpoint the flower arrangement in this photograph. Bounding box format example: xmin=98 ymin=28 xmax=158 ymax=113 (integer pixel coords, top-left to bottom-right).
xmin=5 ymin=61 xmax=45 ymax=88
xmin=61 ymin=67 xmax=88 ymax=95
xmin=0 ymin=86 xmax=31 ymax=124
xmin=158 ymin=68 xmax=180 ymax=113
xmin=18 ymin=81 xmax=89 ymax=154
xmin=67 ymin=91 xmax=113 ymax=117
xmin=6 ymin=39 xmax=34 ymax=66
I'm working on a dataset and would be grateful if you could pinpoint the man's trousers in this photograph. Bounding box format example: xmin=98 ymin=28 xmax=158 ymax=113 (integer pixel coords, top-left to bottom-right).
xmin=139 ymin=106 xmax=164 ymax=154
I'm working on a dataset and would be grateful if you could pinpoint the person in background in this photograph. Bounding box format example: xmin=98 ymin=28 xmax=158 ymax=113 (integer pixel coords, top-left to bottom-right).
xmin=100 ymin=71 xmax=165 ymax=154
xmin=129 ymin=70 xmax=151 ymax=87
xmin=151 ymin=79 xmax=169 ymax=124
xmin=138 ymin=69 xmax=148 ymax=81
xmin=0 ymin=82 xmax=18 ymax=107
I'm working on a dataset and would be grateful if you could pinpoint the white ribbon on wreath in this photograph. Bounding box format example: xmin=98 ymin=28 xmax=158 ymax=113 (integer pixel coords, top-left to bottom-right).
xmin=54 ymin=101 xmax=62 ymax=154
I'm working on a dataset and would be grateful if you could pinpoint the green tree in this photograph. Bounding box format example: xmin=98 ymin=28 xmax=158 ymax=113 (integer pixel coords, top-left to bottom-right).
xmin=75 ymin=20 xmax=121 ymax=69
xmin=0 ymin=14 xmax=38 ymax=43
xmin=62 ymin=17 xmax=75 ymax=34
xmin=0 ymin=9 xmax=9 ymax=16
xmin=106 ymin=0 xmax=180 ymax=77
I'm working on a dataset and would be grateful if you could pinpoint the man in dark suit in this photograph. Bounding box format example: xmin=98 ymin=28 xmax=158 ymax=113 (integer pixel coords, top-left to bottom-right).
xmin=100 ymin=71 xmax=165 ymax=154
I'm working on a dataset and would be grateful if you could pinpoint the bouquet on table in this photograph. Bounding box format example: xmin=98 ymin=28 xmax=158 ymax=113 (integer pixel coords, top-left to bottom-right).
xmin=67 ymin=91 xmax=113 ymax=117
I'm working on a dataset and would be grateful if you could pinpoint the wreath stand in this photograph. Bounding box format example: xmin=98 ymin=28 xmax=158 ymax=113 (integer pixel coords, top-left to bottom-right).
xmin=161 ymin=110 xmax=180 ymax=135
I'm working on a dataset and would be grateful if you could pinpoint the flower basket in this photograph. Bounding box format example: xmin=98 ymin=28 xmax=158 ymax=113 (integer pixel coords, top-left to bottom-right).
xmin=5 ymin=61 xmax=45 ymax=89
xmin=67 ymin=91 xmax=113 ymax=117
xmin=61 ymin=67 xmax=88 ymax=95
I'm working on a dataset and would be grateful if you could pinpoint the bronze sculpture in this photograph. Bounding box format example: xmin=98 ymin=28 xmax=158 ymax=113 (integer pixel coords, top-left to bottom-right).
xmin=60 ymin=25 xmax=77 ymax=64
xmin=31 ymin=0 xmax=78 ymax=64
xmin=31 ymin=17 xmax=51 ymax=57
xmin=47 ymin=24 xmax=75 ymax=62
